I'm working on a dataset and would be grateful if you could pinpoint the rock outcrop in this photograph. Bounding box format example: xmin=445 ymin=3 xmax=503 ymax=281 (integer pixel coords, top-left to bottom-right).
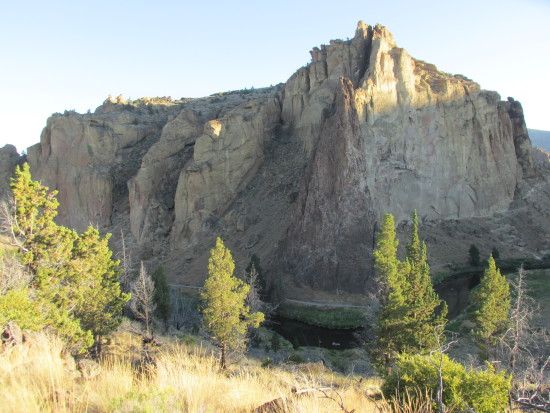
xmin=277 ymin=23 xmax=534 ymax=291
xmin=170 ymin=97 xmax=281 ymax=245
xmin=20 ymin=22 xmax=539 ymax=294
xmin=0 ymin=145 xmax=21 ymax=197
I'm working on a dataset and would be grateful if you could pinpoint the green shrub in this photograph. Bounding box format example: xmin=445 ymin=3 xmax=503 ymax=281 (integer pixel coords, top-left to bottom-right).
xmin=0 ymin=287 xmax=45 ymax=331
xmin=287 ymin=353 xmax=305 ymax=364
xmin=383 ymin=353 xmax=511 ymax=413
xmin=270 ymin=333 xmax=281 ymax=352
xmin=261 ymin=357 xmax=273 ymax=368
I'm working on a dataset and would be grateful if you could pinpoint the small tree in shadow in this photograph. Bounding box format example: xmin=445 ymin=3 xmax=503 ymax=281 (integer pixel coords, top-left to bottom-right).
xmin=469 ymin=244 xmax=481 ymax=267
xmin=130 ymin=261 xmax=156 ymax=339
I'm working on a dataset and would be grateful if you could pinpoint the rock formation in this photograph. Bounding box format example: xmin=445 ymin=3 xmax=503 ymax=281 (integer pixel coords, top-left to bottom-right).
xmin=0 ymin=145 xmax=21 ymax=198
xmin=7 ymin=22 xmax=545 ymax=294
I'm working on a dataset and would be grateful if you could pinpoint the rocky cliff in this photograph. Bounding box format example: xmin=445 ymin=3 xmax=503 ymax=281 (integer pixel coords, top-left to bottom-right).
xmin=10 ymin=22 xmax=546 ymax=295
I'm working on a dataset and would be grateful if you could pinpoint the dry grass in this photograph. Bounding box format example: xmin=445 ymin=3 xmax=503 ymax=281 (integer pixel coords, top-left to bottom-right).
xmin=0 ymin=327 xmax=390 ymax=413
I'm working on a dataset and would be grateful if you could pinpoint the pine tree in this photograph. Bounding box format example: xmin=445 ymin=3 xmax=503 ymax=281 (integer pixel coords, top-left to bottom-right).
xmin=201 ymin=237 xmax=264 ymax=369
xmin=401 ymin=211 xmax=447 ymax=353
xmin=372 ymin=214 xmax=408 ymax=367
xmin=469 ymin=244 xmax=481 ymax=267
xmin=372 ymin=212 xmax=447 ymax=369
xmin=152 ymin=264 xmax=171 ymax=330
xmin=8 ymin=164 xmax=129 ymax=352
xmin=471 ymin=256 xmax=510 ymax=354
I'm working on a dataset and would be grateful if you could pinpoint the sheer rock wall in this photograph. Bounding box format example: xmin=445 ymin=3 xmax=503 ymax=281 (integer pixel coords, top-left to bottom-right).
xmin=23 ymin=22 xmax=535 ymax=292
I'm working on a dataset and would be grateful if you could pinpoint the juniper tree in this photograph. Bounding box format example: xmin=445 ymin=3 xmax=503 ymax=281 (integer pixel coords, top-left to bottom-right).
xmin=152 ymin=264 xmax=171 ymax=330
xmin=372 ymin=212 xmax=447 ymax=370
xmin=201 ymin=237 xmax=264 ymax=369
xmin=401 ymin=211 xmax=447 ymax=353
xmin=469 ymin=244 xmax=481 ymax=267
xmin=7 ymin=164 xmax=129 ymax=352
xmin=372 ymin=213 xmax=407 ymax=367
xmin=71 ymin=227 xmax=129 ymax=354
xmin=246 ymin=253 xmax=267 ymax=300
xmin=471 ymin=255 xmax=510 ymax=356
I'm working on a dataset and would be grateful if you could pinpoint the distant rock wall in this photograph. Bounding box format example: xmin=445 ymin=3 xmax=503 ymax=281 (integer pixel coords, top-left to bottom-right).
xmin=22 ymin=22 xmax=535 ymax=293
xmin=170 ymin=97 xmax=281 ymax=245
xmin=27 ymin=107 xmax=168 ymax=233
xmin=277 ymin=23 xmax=533 ymax=291
xmin=0 ymin=145 xmax=21 ymax=198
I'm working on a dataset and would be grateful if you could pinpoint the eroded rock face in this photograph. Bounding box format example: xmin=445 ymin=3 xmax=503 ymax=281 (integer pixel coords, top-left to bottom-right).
xmin=0 ymin=145 xmax=21 ymax=198
xmin=533 ymin=147 xmax=550 ymax=171
xmin=280 ymin=78 xmax=374 ymax=291
xmin=128 ymin=109 xmax=202 ymax=243
xmin=170 ymin=97 xmax=281 ymax=245
xmin=22 ymin=22 xmax=538 ymax=294
xmin=277 ymin=23 xmax=533 ymax=291
xmin=27 ymin=106 xmax=167 ymax=233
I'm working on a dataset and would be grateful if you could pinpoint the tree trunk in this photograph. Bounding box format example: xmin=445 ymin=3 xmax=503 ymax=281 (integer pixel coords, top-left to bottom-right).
xmin=220 ymin=342 xmax=227 ymax=370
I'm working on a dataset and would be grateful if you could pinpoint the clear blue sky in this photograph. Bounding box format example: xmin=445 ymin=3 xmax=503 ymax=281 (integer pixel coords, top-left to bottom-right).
xmin=1 ymin=0 xmax=549 ymax=153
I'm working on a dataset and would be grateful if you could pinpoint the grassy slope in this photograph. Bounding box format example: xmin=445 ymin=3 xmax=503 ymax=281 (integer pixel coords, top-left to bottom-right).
xmin=278 ymin=301 xmax=366 ymax=329
xmin=0 ymin=323 xmax=386 ymax=413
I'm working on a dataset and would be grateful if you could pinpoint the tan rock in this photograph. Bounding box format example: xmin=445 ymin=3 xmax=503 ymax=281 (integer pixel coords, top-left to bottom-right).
xmin=27 ymin=107 xmax=168 ymax=233
xmin=170 ymin=97 xmax=281 ymax=244
xmin=128 ymin=109 xmax=202 ymax=243
xmin=17 ymin=22 xmax=540 ymax=294
xmin=277 ymin=22 xmax=534 ymax=291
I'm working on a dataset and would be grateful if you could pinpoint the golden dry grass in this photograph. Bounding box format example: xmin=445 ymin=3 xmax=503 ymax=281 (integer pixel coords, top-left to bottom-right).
xmin=0 ymin=328 xmax=390 ymax=413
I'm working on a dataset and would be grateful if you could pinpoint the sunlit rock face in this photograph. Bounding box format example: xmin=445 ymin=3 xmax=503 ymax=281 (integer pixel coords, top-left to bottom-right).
xmin=25 ymin=22 xmax=535 ymax=293
xmin=27 ymin=104 xmax=168 ymax=234
xmin=278 ymin=23 xmax=533 ymax=291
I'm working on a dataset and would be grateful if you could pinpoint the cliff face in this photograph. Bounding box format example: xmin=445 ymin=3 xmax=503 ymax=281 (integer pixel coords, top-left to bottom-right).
xmin=277 ymin=23 xmax=534 ymax=290
xmin=23 ymin=22 xmax=538 ymax=293
xmin=0 ymin=145 xmax=21 ymax=198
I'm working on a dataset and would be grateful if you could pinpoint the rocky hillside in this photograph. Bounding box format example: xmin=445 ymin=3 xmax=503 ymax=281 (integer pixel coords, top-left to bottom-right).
xmin=4 ymin=22 xmax=550 ymax=296
xmin=529 ymin=129 xmax=550 ymax=151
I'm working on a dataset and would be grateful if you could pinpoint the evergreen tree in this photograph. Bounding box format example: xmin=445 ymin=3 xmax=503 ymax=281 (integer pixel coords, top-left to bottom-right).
xmin=401 ymin=211 xmax=447 ymax=353
xmin=152 ymin=264 xmax=171 ymax=330
xmin=71 ymin=227 xmax=130 ymax=351
xmin=8 ymin=164 xmax=129 ymax=352
xmin=372 ymin=214 xmax=408 ymax=367
xmin=201 ymin=238 xmax=264 ymax=369
xmin=469 ymin=244 xmax=481 ymax=267
xmin=471 ymin=256 xmax=510 ymax=353
xmin=246 ymin=253 xmax=267 ymax=300
xmin=491 ymin=246 xmax=500 ymax=260
xmin=372 ymin=212 xmax=447 ymax=369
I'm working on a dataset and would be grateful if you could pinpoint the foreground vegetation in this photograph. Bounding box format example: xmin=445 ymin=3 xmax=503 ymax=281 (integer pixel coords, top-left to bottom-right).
xmin=0 ymin=326 xmax=387 ymax=413
xmin=1 ymin=167 xmax=549 ymax=412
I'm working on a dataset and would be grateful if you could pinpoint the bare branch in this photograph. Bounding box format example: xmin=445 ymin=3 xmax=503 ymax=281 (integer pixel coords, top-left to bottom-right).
xmin=129 ymin=261 xmax=156 ymax=338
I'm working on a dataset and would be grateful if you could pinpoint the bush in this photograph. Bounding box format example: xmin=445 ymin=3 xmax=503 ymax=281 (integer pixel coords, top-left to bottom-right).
xmin=261 ymin=357 xmax=273 ymax=368
xmin=0 ymin=287 xmax=45 ymax=331
xmin=469 ymin=244 xmax=481 ymax=267
xmin=270 ymin=333 xmax=281 ymax=352
xmin=287 ymin=353 xmax=305 ymax=364
xmin=383 ymin=353 xmax=511 ymax=413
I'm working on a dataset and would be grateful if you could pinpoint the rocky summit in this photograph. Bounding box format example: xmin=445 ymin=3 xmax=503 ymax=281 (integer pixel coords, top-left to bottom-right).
xmin=6 ymin=22 xmax=550 ymax=296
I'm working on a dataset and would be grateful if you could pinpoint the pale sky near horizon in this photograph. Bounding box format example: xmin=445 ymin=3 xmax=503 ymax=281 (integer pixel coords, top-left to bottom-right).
xmin=1 ymin=0 xmax=549 ymax=153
